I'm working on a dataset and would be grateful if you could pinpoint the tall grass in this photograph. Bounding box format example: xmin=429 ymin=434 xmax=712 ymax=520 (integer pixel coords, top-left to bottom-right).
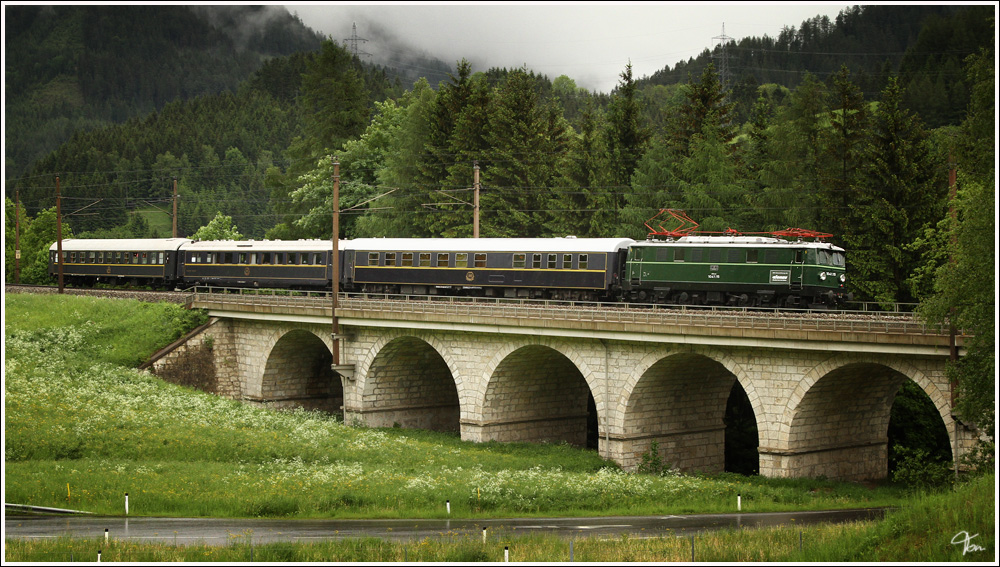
xmin=5 ymin=474 xmax=994 ymax=562
xmin=7 ymin=293 xmax=911 ymax=520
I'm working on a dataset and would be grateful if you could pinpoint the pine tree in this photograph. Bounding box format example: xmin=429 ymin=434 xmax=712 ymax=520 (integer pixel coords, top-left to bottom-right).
xmin=843 ymin=77 xmax=945 ymax=305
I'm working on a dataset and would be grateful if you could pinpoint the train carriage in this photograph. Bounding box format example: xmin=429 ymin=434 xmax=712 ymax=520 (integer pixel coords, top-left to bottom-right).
xmin=178 ymin=240 xmax=336 ymax=289
xmin=344 ymin=237 xmax=633 ymax=301
xmin=48 ymin=238 xmax=191 ymax=288
xmin=623 ymin=236 xmax=849 ymax=308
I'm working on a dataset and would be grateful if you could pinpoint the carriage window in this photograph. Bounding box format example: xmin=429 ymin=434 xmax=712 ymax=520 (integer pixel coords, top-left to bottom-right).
xmin=419 ymin=253 xmax=431 ymax=267
xmin=238 ymin=253 xmax=247 ymax=264
xmin=747 ymin=250 xmax=758 ymax=263
xmin=532 ymin=253 xmax=542 ymax=269
xmin=286 ymin=253 xmax=296 ymax=265
xmin=88 ymin=251 xmax=95 ymax=263
xmin=437 ymin=253 xmax=449 ymax=267
xmin=547 ymin=254 xmax=557 ymax=269
xmin=158 ymin=253 xmax=164 ymax=264
xmin=455 ymin=253 xmax=468 ymax=268
xmin=368 ymin=252 xmax=379 ymax=266
xmin=579 ymin=254 xmax=589 ymax=270
xmin=385 ymin=252 xmax=396 ymax=266
xmin=140 ymin=252 xmax=148 ymax=264
xmin=513 ymin=253 xmax=526 ymax=268
xmin=474 ymin=253 xmax=487 ymax=268
xmin=402 ymin=253 xmax=414 ymax=267
xmin=96 ymin=252 xmax=104 ymax=263
xmin=260 ymin=253 xmax=269 ymax=264
xmin=300 ymin=253 xmax=309 ymax=265
xmin=563 ymin=254 xmax=572 ymax=268
xmin=132 ymin=252 xmax=140 ymax=264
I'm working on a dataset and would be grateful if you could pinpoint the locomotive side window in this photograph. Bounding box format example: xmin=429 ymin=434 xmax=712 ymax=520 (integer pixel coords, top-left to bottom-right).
xmin=579 ymin=254 xmax=589 ymax=269
xmin=437 ymin=253 xmax=449 ymax=267
xmin=690 ymin=249 xmax=703 ymax=263
xmin=765 ymin=250 xmax=779 ymax=264
xmin=474 ymin=253 xmax=487 ymax=268
xmin=402 ymin=253 xmax=414 ymax=267
xmin=709 ymin=249 xmax=722 ymax=263
xmin=656 ymin=248 xmax=670 ymax=262
xmin=385 ymin=252 xmax=397 ymax=266
xmin=368 ymin=252 xmax=379 ymax=266
xmin=513 ymin=253 xmax=526 ymax=268
xmin=728 ymin=249 xmax=742 ymax=263
xmin=747 ymin=250 xmax=758 ymax=263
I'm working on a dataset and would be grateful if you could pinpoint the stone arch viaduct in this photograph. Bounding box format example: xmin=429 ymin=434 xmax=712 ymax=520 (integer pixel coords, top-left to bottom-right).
xmin=154 ymin=292 xmax=978 ymax=482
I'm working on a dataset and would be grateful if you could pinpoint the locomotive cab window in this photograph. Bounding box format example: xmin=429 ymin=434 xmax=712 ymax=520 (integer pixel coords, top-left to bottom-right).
xmin=794 ymin=250 xmax=805 ymax=264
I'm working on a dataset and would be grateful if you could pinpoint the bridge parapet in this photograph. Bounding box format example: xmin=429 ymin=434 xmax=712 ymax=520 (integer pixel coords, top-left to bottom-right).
xmin=187 ymin=288 xmax=959 ymax=355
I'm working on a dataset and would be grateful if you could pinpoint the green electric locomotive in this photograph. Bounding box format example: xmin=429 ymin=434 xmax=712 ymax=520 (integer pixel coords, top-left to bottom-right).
xmin=622 ymin=235 xmax=849 ymax=308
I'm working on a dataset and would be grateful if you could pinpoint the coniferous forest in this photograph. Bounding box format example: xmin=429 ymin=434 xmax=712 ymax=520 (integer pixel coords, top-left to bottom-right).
xmin=4 ymin=5 xmax=995 ymax=446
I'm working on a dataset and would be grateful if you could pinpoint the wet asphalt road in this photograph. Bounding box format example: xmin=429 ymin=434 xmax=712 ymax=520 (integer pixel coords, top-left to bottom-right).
xmin=5 ymin=508 xmax=885 ymax=546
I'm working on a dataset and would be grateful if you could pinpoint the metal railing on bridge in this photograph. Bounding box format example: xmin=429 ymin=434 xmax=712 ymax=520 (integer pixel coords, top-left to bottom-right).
xmin=183 ymin=286 xmax=949 ymax=337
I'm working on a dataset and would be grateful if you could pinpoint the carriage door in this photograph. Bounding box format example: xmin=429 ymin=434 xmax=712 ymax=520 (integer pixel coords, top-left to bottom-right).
xmin=790 ymin=248 xmax=805 ymax=290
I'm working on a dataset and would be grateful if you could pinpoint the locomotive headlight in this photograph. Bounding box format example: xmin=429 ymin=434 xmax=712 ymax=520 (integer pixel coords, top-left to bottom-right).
xmin=839 ymin=274 xmax=846 ymax=283
xmin=819 ymin=272 xmax=827 ymax=281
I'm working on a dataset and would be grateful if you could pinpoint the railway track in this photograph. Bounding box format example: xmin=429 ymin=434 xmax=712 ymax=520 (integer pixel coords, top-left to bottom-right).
xmin=6 ymin=283 xmax=937 ymax=330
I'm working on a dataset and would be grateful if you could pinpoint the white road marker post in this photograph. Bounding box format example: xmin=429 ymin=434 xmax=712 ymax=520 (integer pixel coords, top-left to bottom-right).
xmin=125 ymin=492 xmax=129 ymax=515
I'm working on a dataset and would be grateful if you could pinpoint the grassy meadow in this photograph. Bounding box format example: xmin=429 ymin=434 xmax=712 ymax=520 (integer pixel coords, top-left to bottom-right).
xmin=4 ymin=292 xmax=995 ymax=562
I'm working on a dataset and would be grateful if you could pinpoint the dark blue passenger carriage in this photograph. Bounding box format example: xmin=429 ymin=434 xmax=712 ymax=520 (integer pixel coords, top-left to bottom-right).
xmin=343 ymin=237 xmax=633 ymax=301
xmin=178 ymin=240 xmax=336 ymax=289
xmin=48 ymin=238 xmax=190 ymax=288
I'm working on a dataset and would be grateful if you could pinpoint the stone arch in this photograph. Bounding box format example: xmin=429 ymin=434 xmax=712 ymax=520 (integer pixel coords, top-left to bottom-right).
xmin=776 ymin=354 xmax=947 ymax=481
xmin=615 ymin=348 xmax=752 ymax=473
xmin=355 ymin=334 xmax=461 ymax=433
xmin=471 ymin=339 xmax=598 ymax=447
xmin=259 ymin=328 xmax=342 ymax=413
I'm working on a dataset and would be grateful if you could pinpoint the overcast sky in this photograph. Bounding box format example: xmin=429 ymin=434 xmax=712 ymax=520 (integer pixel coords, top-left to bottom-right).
xmin=289 ymin=2 xmax=853 ymax=93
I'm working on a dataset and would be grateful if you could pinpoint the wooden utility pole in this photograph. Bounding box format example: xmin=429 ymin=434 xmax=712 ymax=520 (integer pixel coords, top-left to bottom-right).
xmin=56 ymin=176 xmax=64 ymax=293
xmin=15 ymin=190 xmax=21 ymax=284
xmin=331 ymin=157 xmax=341 ymax=366
xmin=473 ymin=162 xmax=480 ymax=238
xmin=172 ymin=177 xmax=178 ymax=238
